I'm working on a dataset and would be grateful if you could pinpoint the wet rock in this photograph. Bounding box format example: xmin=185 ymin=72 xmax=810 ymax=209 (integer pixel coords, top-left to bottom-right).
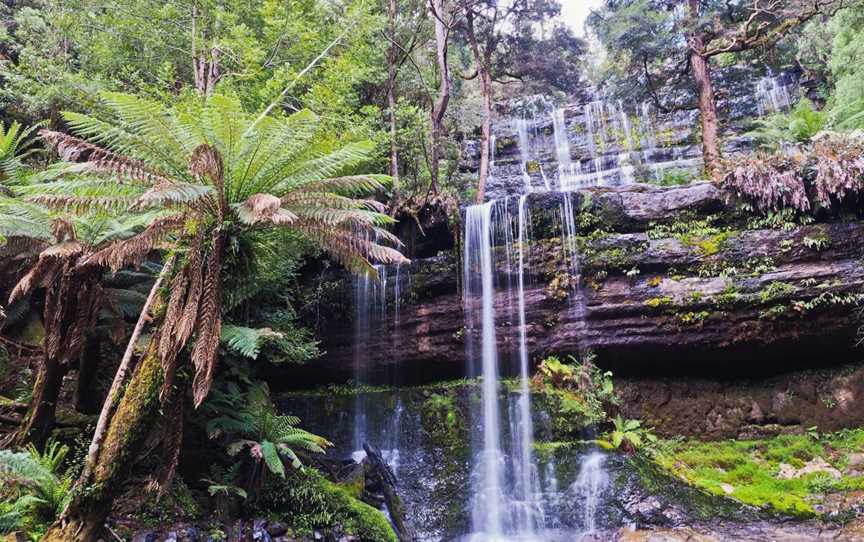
xmin=266 ymin=522 xmax=288 ymax=537
xmin=777 ymin=457 xmax=841 ymax=480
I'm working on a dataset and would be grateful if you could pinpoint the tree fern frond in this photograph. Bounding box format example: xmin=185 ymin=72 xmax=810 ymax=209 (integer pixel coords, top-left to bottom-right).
xmin=259 ymin=141 xmax=376 ymax=196
xmin=220 ymin=325 xmax=282 ymax=360
xmin=301 ymin=175 xmax=391 ymax=197
xmin=133 ymin=182 xmax=214 ymax=210
xmin=41 ymin=130 xmax=174 ymax=187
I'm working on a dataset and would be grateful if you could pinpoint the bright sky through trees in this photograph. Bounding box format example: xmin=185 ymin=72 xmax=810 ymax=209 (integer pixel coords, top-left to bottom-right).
xmin=560 ymin=0 xmax=604 ymax=36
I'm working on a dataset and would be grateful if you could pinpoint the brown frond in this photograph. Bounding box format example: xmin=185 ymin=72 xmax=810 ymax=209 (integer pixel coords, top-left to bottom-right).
xmin=51 ymin=218 xmax=76 ymax=242
xmin=26 ymin=194 xmax=138 ymax=214
xmin=62 ymin=278 xmax=103 ymax=364
xmin=9 ymin=255 xmax=62 ymax=303
xmin=159 ymin=270 xmax=189 ymax=401
xmin=40 ymin=241 xmax=84 ymax=259
xmin=175 ymin=233 xmax=205 ymax=347
xmin=237 ymin=193 xmax=297 ymax=226
xmin=80 ymin=214 xmax=184 ymax=272
xmin=189 ymin=144 xmax=225 ymax=186
xmin=40 ymin=130 xmax=172 ymax=186
xmin=190 ymin=232 xmax=224 ymax=408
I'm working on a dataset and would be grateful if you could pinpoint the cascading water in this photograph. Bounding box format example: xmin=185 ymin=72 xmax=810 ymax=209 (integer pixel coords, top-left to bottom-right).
xmin=351 ymin=262 xmax=410 ymax=458
xmin=756 ymin=73 xmax=794 ymax=116
xmin=571 ymin=452 xmax=609 ymax=533
xmin=464 ymin=203 xmax=507 ymax=539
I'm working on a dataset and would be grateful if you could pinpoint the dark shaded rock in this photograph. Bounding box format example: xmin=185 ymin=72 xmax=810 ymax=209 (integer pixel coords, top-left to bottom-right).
xmin=266 ymin=522 xmax=288 ymax=537
xmin=616 ymin=365 xmax=864 ymax=439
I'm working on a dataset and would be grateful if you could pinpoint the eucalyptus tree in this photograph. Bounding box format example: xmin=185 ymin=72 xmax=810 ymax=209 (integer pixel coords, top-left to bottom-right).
xmin=32 ymin=92 xmax=406 ymax=541
xmin=457 ymin=0 xmax=585 ymax=201
xmin=590 ymin=0 xmax=852 ymax=175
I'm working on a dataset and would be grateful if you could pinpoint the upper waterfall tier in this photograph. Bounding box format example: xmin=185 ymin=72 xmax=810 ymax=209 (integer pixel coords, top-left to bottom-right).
xmin=461 ymin=74 xmax=799 ymax=201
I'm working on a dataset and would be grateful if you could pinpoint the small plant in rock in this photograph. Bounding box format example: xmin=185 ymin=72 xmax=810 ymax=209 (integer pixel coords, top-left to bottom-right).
xmin=598 ymin=416 xmax=658 ymax=454
xmin=533 ymin=354 xmax=619 ymax=435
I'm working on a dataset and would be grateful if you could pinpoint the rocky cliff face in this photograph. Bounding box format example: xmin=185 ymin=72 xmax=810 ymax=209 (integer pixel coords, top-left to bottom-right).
xmin=287 ymin=183 xmax=863 ymax=388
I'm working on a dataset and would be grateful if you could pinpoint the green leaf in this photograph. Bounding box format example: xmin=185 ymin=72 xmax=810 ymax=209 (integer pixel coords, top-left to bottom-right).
xmin=260 ymin=440 xmax=285 ymax=478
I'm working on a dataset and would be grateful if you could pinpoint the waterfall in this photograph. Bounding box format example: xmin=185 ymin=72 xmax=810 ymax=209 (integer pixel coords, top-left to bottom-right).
xmin=352 ymin=271 xmax=372 ymax=453
xmin=756 ymin=73 xmax=793 ymax=116
xmin=552 ymin=108 xmax=576 ymax=190
xmin=516 ymin=118 xmax=534 ymax=193
xmin=464 ymin=200 xmax=546 ymax=540
xmin=514 ymin=195 xmax=543 ymax=531
xmin=571 ymin=452 xmax=609 ymax=533
xmin=464 ymin=203 xmax=506 ymax=538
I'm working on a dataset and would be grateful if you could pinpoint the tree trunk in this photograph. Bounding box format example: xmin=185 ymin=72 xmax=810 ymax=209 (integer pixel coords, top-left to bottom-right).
xmin=387 ymin=0 xmax=400 ymax=191
xmin=429 ymin=0 xmax=451 ymax=195
xmin=463 ymin=10 xmax=493 ymax=203
xmin=74 ymin=336 xmax=101 ymax=414
xmin=687 ymin=0 xmax=720 ymax=177
xmin=690 ymin=48 xmax=720 ymax=176
xmin=475 ymin=67 xmax=493 ymax=203
xmin=42 ymin=338 xmax=165 ymax=542
xmin=11 ymin=353 xmax=67 ymax=450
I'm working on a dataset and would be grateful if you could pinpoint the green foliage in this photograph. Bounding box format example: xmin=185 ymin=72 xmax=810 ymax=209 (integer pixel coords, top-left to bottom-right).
xmin=250 ymin=468 xmax=397 ymax=542
xmin=0 ymin=120 xmax=43 ymax=184
xmin=598 ymin=415 xmax=657 ymax=453
xmin=748 ymin=99 xmax=827 ymax=147
xmin=0 ymin=440 xmax=73 ymax=537
xmin=532 ymin=354 xmax=618 ymax=436
xmin=220 ymin=325 xmax=283 ymax=360
xmin=207 ymin=382 xmax=331 ymax=482
xmin=829 ymin=9 xmax=864 ymax=129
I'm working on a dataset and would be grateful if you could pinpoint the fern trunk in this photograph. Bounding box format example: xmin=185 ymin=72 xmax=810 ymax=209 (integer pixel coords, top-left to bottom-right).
xmin=11 ymin=352 xmax=67 ymax=450
xmin=42 ymin=336 xmax=164 ymax=542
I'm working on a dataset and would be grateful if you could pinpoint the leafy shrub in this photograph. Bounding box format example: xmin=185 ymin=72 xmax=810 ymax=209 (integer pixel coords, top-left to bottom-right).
xmin=532 ymin=354 xmax=619 ymax=435
xmin=748 ymin=99 xmax=827 ymax=147
xmin=598 ymin=415 xmax=657 ymax=453
xmin=206 ymin=382 xmax=330 ymax=485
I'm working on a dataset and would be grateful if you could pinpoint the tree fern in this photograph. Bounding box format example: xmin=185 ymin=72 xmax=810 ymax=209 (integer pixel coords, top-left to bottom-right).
xmin=30 ymin=91 xmax=409 ymax=408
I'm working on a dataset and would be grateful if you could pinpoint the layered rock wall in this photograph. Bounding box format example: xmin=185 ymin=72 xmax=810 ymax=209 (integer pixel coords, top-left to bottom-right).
xmin=289 ymin=184 xmax=863 ymax=387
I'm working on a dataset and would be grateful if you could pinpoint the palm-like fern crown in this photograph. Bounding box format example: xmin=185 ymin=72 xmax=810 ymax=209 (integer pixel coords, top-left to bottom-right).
xmin=27 ymin=92 xmax=408 ymax=406
xmin=35 ymin=92 xmax=406 ymax=275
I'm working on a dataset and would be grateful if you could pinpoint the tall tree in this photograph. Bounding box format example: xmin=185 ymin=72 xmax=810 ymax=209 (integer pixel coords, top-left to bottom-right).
xmin=458 ymin=0 xmax=583 ymax=202
xmin=34 ymin=92 xmax=407 ymax=541
xmin=591 ymin=0 xmax=852 ymax=175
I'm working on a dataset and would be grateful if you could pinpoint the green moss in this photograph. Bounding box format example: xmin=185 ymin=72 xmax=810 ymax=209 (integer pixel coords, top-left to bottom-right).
xmin=253 ymin=469 xmax=397 ymax=542
xmin=759 ymin=281 xmax=797 ymax=304
xmin=651 ymin=429 xmax=864 ymax=518
xmin=644 ymin=296 xmax=673 ymax=308
xmin=675 ymin=311 xmax=710 ymax=326
xmin=682 ymin=232 xmax=732 ymax=256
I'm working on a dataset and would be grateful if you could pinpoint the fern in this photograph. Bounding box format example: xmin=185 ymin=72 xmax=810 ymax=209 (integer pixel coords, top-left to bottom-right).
xmin=0 ymin=441 xmax=73 ymax=534
xmin=208 ymin=382 xmax=330 ymax=480
xmin=219 ymin=325 xmax=282 ymax=360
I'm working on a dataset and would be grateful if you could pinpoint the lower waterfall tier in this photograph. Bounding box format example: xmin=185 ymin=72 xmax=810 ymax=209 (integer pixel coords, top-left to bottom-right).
xmin=283 ymin=183 xmax=864 ymax=387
